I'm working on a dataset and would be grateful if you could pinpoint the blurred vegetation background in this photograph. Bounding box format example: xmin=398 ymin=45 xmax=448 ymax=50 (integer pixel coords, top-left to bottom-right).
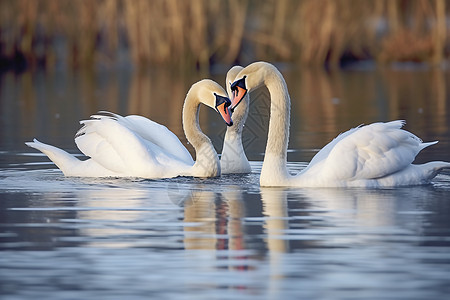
xmin=0 ymin=0 xmax=449 ymax=71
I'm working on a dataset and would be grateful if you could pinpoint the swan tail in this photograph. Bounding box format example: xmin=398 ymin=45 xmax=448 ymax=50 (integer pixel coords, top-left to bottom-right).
xmin=428 ymin=161 xmax=450 ymax=172
xmin=388 ymin=119 xmax=406 ymax=128
xmin=25 ymin=139 xmax=80 ymax=175
xmin=416 ymin=161 xmax=450 ymax=183
xmin=91 ymin=111 xmax=122 ymax=121
xmin=419 ymin=140 xmax=438 ymax=151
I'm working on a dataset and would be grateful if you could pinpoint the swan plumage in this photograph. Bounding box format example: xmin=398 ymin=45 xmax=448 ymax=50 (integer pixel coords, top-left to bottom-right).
xmin=81 ymin=112 xmax=195 ymax=165
xmin=220 ymin=66 xmax=251 ymax=174
xmin=230 ymin=61 xmax=450 ymax=187
xmin=26 ymin=79 xmax=232 ymax=179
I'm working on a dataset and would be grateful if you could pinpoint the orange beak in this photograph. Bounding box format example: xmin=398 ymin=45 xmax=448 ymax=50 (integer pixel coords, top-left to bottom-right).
xmin=231 ymin=86 xmax=247 ymax=111
xmin=230 ymin=76 xmax=247 ymax=111
xmin=215 ymin=94 xmax=233 ymax=126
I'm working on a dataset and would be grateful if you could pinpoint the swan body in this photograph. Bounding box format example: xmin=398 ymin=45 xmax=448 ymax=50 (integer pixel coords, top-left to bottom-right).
xmin=26 ymin=79 xmax=233 ymax=179
xmin=220 ymin=66 xmax=251 ymax=174
xmin=230 ymin=62 xmax=450 ymax=187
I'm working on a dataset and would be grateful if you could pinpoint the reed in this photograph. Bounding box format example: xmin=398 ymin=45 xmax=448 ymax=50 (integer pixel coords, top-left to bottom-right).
xmin=0 ymin=0 xmax=448 ymax=70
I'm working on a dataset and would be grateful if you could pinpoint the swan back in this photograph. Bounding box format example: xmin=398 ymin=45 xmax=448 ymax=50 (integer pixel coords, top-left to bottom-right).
xmin=75 ymin=116 xmax=191 ymax=178
xmin=90 ymin=112 xmax=194 ymax=165
xmin=322 ymin=121 xmax=426 ymax=180
xmin=296 ymin=120 xmax=448 ymax=187
xmin=122 ymin=114 xmax=193 ymax=164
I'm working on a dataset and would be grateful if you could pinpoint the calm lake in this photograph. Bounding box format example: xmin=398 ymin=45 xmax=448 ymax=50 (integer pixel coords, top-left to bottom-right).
xmin=1 ymin=64 xmax=450 ymax=299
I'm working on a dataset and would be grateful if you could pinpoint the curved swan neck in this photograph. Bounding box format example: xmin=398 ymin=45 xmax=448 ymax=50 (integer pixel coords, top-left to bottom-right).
xmin=182 ymin=87 xmax=220 ymax=176
xmin=254 ymin=64 xmax=291 ymax=184
xmin=264 ymin=67 xmax=290 ymax=159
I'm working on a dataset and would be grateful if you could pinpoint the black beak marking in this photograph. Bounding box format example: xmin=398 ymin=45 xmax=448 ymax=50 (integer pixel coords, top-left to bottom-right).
xmin=230 ymin=76 xmax=247 ymax=92
xmin=214 ymin=93 xmax=231 ymax=111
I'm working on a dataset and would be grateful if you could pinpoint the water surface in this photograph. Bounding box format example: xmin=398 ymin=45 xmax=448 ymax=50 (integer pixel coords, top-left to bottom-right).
xmin=1 ymin=66 xmax=450 ymax=299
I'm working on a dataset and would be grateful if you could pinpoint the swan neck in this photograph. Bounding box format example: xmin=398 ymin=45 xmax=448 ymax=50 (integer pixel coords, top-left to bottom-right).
xmin=222 ymin=128 xmax=245 ymax=161
xmin=260 ymin=69 xmax=291 ymax=182
xmin=182 ymin=91 xmax=220 ymax=176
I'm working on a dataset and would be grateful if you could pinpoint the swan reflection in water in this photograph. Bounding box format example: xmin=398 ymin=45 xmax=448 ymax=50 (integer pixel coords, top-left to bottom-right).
xmin=62 ymin=178 xmax=447 ymax=296
xmin=172 ymin=182 xmax=446 ymax=255
xmin=53 ymin=176 xmax=445 ymax=253
xmin=73 ymin=182 xmax=183 ymax=248
xmin=176 ymin=186 xmax=253 ymax=272
xmin=173 ymin=185 xmax=291 ymax=255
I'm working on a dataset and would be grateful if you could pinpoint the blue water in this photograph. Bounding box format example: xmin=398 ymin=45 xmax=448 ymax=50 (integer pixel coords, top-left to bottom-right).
xmin=1 ymin=66 xmax=450 ymax=299
xmin=1 ymin=157 xmax=450 ymax=299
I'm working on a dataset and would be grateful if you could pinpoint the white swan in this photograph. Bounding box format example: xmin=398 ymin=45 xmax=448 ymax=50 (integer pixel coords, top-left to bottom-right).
xmin=230 ymin=61 xmax=450 ymax=187
xmin=26 ymin=79 xmax=233 ymax=179
xmin=220 ymin=66 xmax=251 ymax=174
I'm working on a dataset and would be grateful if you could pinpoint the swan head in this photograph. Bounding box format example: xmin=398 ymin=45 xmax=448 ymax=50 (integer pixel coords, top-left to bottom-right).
xmin=226 ymin=66 xmax=249 ymax=127
xmin=230 ymin=61 xmax=278 ymax=110
xmin=192 ymin=79 xmax=233 ymax=126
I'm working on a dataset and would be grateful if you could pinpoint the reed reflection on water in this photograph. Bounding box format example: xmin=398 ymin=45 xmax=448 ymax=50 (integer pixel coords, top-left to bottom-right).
xmin=1 ymin=66 xmax=450 ymax=299
xmin=1 ymin=65 xmax=449 ymax=163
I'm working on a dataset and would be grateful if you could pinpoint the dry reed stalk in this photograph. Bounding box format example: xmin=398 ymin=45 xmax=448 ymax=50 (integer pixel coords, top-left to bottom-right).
xmin=189 ymin=0 xmax=208 ymax=71
xmin=0 ymin=0 xmax=449 ymax=70
xmin=387 ymin=0 xmax=400 ymax=35
xmin=221 ymin=0 xmax=248 ymax=63
xmin=101 ymin=0 xmax=119 ymax=55
xmin=290 ymin=0 xmax=377 ymax=65
xmin=79 ymin=0 xmax=96 ymax=67
xmin=378 ymin=0 xmax=447 ymax=63
xmin=166 ymin=0 xmax=186 ymax=63
xmin=18 ymin=0 xmax=37 ymax=62
xmin=0 ymin=1 xmax=12 ymax=55
xmin=432 ymin=0 xmax=446 ymax=64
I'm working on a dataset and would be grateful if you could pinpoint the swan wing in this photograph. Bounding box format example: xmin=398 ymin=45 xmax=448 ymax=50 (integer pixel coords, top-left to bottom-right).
xmin=311 ymin=121 xmax=433 ymax=180
xmin=75 ymin=115 xmax=191 ymax=177
xmin=96 ymin=112 xmax=194 ymax=165
xmin=75 ymin=117 xmax=155 ymax=173
xmin=307 ymin=125 xmax=361 ymax=168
